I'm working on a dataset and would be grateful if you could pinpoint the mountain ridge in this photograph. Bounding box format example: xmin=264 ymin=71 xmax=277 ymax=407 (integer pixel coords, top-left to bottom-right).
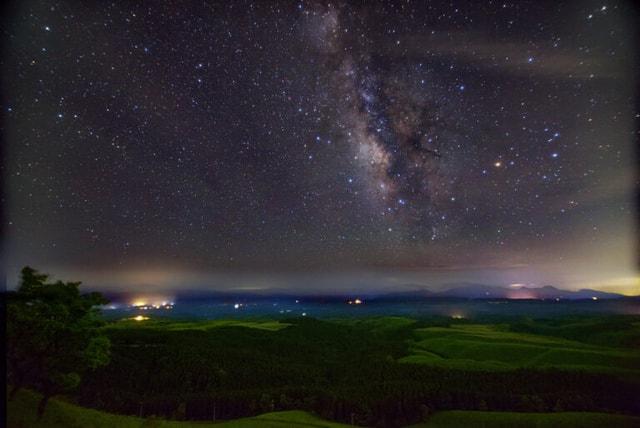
xmin=96 ymin=283 xmax=635 ymax=304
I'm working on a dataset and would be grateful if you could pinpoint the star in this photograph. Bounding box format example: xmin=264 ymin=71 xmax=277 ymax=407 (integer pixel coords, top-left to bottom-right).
xmin=2 ymin=0 xmax=634 ymax=294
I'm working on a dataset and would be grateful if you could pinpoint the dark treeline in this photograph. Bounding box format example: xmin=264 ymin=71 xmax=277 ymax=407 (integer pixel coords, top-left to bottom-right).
xmin=76 ymin=317 xmax=640 ymax=427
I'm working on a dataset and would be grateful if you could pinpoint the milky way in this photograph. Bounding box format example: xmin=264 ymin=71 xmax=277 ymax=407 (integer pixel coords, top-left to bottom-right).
xmin=2 ymin=1 xmax=638 ymax=293
xmin=310 ymin=3 xmax=467 ymax=238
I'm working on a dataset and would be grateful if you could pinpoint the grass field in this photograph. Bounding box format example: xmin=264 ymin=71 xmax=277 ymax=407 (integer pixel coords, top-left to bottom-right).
xmin=410 ymin=410 xmax=640 ymax=428
xmin=9 ymin=389 xmax=640 ymax=428
xmin=105 ymin=318 xmax=290 ymax=331
xmin=398 ymin=323 xmax=640 ymax=375
xmin=6 ymin=389 xmax=350 ymax=428
xmin=334 ymin=316 xmax=418 ymax=334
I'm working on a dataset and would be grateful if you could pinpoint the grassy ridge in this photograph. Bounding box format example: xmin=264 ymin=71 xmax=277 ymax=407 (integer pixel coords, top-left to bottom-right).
xmin=399 ymin=324 xmax=640 ymax=375
xmin=410 ymin=410 xmax=640 ymax=428
xmin=8 ymin=389 xmax=640 ymax=428
xmin=509 ymin=316 xmax=640 ymax=348
xmin=105 ymin=319 xmax=290 ymax=331
xmin=6 ymin=389 xmax=350 ymax=428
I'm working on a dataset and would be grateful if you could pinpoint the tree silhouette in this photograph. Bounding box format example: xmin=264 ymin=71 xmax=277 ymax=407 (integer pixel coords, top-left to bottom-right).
xmin=6 ymin=266 xmax=111 ymax=417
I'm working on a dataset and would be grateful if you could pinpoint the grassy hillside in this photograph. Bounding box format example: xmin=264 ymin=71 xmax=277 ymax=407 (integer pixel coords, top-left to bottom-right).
xmin=509 ymin=316 xmax=640 ymax=348
xmin=219 ymin=411 xmax=352 ymax=427
xmin=105 ymin=318 xmax=290 ymax=331
xmin=8 ymin=390 xmax=640 ymax=428
xmin=11 ymin=316 xmax=639 ymax=427
xmin=399 ymin=323 xmax=640 ymax=375
xmin=411 ymin=410 xmax=640 ymax=428
xmin=6 ymin=389 xmax=350 ymax=428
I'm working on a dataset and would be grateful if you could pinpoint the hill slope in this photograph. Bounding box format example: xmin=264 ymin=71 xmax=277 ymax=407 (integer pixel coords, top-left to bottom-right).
xmin=399 ymin=323 xmax=640 ymax=375
xmin=8 ymin=389 xmax=640 ymax=428
xmin=409 ymin=410 xmax=640 ymax=428
xmin=6 ymin=389 xmax=350 ymax=428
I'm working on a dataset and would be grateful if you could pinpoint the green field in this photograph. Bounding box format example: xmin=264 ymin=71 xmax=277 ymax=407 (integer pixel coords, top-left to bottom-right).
xmin=334 ymin=316 xmax=418 ymax=334
xmin=8 ymin=315 xmax=640 ymax=427
xmin=410 ymin=410 xmax=640 ymax=428
xmin=106 ymin=318 xmax=290 ymax=331
xmin=7 ymin=389 xmax=350 ymax=428
xmin=9 ymin=389 xmax=640 ymax=428
xmin=398 ymin=323 xmax=640 ymax=375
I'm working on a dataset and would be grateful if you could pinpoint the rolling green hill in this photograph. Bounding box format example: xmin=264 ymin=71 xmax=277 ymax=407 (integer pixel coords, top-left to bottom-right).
xmin=399 ymin=324 xmax=640 ymax=375
xmin=6 ymin=389 xmax=350 ymax=428
xmin=8 ymin=390 xmax=640 ymax=428
xmin=409 ymin=410 xmax=640 ymax=428
xmin=105 ymin=318 xmax=290 ymax=331
xmin=8 ymin=316 xmax=640 ymax=427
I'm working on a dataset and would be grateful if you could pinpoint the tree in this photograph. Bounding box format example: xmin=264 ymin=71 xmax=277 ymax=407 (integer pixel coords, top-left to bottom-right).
xmin=6 ymin=266 xmax=111 ymax=417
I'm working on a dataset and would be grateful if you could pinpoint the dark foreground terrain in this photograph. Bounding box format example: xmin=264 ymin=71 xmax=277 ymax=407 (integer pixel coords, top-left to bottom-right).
xmin=8 ymin=314 xmax=640 ymax=427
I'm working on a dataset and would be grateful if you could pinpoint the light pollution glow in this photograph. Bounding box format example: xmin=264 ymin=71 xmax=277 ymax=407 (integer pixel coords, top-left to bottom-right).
xmin=26 ymin=264 xmax=638 ymax=297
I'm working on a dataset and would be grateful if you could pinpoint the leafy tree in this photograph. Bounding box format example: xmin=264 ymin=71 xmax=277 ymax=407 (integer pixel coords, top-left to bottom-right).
xmin=6 ymin=266 xmax=111 ymax=417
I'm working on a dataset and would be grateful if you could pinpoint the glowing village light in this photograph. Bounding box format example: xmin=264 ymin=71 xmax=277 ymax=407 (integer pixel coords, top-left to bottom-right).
xmin=131 ymin=298 xmax=175 ymax=309
xmin=133 ymin=315 xmax=149 ymax=322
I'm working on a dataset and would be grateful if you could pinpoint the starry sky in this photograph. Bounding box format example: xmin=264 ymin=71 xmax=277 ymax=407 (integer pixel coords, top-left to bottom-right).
xmin=2 ymin=1 xmax=639 ymax=294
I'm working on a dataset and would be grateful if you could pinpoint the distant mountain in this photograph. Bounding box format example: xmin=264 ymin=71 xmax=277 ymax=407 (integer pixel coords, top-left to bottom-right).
xmin=430 ymin=283 xmax=625 ymax=300
xmin=569 ymin=288 xmax=626 ymax=300
xmin=435 ymin=283 xmax=499 ymax=299
xmin=99 ymin=283 xmax=629 ymax=305
xmin=371 ymin=287 xmax=434 ymax=301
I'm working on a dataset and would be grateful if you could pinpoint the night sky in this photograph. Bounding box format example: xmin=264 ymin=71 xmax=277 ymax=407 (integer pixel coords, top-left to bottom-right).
xmin=2 ymin=1 xmax=638 ymax=294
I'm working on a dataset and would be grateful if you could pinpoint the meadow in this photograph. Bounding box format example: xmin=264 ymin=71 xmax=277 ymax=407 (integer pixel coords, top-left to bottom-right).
xmin=9 ymin=389 xmax=640 ymax=428
xmin=399 ymin=323 xmax=640 ymax=376
xmin=7 ymin=389 xmax=351 ymax=428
